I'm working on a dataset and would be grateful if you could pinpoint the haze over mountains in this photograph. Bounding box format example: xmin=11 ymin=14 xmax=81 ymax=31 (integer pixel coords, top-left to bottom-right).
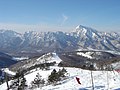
xmin=0 ymin=25 xmax=120 ymax=56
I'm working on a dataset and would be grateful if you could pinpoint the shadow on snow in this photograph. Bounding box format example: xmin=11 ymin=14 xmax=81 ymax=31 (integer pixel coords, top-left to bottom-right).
xmin=79 ymin=85 xmax=105 ymax=90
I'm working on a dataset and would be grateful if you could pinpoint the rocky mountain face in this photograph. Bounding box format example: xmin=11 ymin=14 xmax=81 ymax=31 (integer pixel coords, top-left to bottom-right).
xmin=72 ymin=25 xmax=120 ymax=50
xmin=0 ymin=25 xmax=120 ymax=56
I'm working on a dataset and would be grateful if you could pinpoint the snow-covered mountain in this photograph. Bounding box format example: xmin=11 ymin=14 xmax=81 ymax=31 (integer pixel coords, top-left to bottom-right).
xmin=0 ymin=25 xmax=120 ymax=56
xmin=0 ymin=30 xmax=23 ymax=52
xmin=72 ymin=25 xmax=120 ymax=51
xmin=9 ymin=53 xmax=61 ymax=72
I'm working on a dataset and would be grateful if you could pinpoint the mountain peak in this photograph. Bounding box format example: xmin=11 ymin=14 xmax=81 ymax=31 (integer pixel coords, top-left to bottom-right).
xmin=75 ymin=25 xmax=97 ymax=31
xmin=75 ymin=25 xmax=86 ymax=30
xmin=75 ymin=25 xmax=98 ymax=36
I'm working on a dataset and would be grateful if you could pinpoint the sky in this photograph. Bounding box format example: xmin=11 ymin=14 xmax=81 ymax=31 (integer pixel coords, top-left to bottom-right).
xmin=0 ymin=0 xmax=120 ymax=33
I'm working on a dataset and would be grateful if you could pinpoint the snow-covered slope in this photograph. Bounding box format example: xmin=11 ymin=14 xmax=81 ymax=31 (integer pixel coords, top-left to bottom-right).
xmin=73 ymin=25 xmax=120 ymax=51
xmin=1 ymin=67 xmax=120 ymax=90
xmin=0 ymin=53 xmax=120 ymax=90
xmin=35 ymin=68 xmax=120 ymax=90
xmin=9 ymin=53 xmax=62 ymax=72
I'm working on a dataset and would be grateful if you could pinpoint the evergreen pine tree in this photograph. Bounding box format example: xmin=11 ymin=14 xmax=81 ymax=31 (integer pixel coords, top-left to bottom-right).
xmin=31 ymin=73 xmax=45 ymax=89
xmin=48 ymin=69 xmax=58 ymax=83
xmin=18 ymin=73 xmax=27 ymax=90
xmin=48 ymin=68 xmax=67 ymax=84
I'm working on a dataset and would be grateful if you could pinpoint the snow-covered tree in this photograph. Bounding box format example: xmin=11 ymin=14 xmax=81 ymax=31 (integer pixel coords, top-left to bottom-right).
xmin=30 ymin=73 xmax=45 ymax=89
xmin=18 ymin=73 xmax=27 ymax=90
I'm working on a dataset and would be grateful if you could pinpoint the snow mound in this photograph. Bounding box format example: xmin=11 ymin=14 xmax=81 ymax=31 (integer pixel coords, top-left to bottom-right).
xmin=2 ymin=68 xmax=16 ymax=76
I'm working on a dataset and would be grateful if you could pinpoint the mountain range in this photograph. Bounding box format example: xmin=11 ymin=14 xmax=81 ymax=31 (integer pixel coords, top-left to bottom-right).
xmin=0 ymin=25 xmax=120 ymax=57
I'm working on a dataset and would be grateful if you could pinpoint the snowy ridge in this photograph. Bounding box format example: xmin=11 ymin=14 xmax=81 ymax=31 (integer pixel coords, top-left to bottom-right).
xmin=36 ymin=53 xmax=62 ymax=64
xmin=9 ymin=52 xmax=62 ymax=72
xmin=75 ymin=25 xmax=99 ymax=37
xmin=73 ymin=25 xmax=120 ymax=51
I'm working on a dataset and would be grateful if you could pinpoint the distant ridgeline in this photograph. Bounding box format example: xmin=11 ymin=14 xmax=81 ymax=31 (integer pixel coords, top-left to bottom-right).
xmin=0 ymin=25 xmax=120 ymax=57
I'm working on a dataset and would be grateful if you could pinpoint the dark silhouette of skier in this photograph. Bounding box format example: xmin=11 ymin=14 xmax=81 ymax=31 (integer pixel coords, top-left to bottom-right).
xmin=76 ymin=77 xmax=81 ymax=84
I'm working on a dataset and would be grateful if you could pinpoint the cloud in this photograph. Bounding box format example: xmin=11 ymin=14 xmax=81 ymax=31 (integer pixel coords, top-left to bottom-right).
xmin=61 ymin=14 xmax=68 ymax=26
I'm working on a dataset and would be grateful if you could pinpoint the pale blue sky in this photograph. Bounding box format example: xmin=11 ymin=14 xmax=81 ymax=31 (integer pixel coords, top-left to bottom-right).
xmin=0 ymin=0 xmax=120 ymax=33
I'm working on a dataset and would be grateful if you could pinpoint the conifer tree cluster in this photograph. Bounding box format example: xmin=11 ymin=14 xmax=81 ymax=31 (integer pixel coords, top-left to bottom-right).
xmin=10 ymin=71 xmax=27 ymax=90
xmin=48 ymin=68 xmax=67 ymax=84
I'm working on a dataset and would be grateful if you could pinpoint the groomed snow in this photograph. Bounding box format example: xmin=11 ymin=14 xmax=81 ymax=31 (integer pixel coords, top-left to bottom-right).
xmin=1 ymin=67 xmax=120 ymax=90
xmin=23 ymin=67 xmax=120 ymax=90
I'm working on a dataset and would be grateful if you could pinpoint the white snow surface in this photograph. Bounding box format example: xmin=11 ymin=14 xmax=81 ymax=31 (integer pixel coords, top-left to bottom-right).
xmin=2 ymin=68 xmax=16 ymax=76
xmin=36 ymin=53 xmax=62 ymax=64
xmin=13 ymin=57 xmax=29 ymax=61
xmin=92 ymin=32 xmax=97 ymax=38
xmin=77 ymin=52 xmax=93 ymax=59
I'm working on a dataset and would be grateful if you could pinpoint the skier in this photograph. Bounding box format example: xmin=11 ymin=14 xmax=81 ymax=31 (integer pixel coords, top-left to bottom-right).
xmin=76 ymin=77 xmax=81 ymax=84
